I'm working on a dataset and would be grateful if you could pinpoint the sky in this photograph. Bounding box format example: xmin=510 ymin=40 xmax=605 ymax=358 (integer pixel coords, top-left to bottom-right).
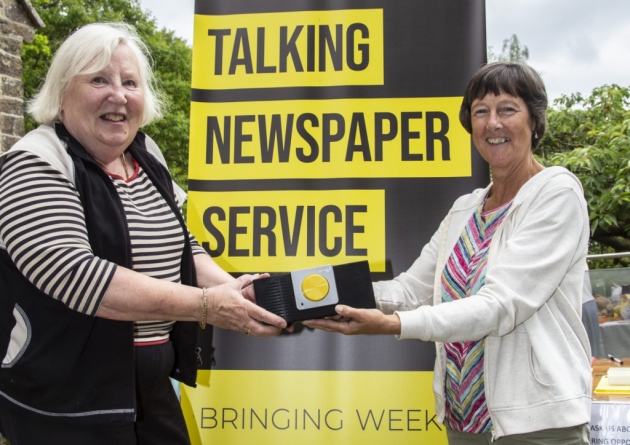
xmin=137 ymin=0 xmax=630 ymax=103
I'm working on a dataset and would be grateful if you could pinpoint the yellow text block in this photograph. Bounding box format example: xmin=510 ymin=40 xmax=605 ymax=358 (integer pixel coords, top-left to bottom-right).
xmin=187 ymin=189 xmax=386 ymax=272
xmin=192 ymin=9 xmax=384 ymax=89
xmin=189 ymin=97 xmax=470 ymax=180
xmin=182 ymin=370 xmax=447 ymax=445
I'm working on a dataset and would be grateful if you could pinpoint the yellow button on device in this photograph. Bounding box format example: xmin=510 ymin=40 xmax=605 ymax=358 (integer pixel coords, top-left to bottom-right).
xmin=301 ymin=274 xmax=330 ymax=302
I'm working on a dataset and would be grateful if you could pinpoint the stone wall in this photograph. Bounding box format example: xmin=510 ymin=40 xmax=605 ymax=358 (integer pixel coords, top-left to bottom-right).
xmin=0 ymin=0 xmax=43 ymax=152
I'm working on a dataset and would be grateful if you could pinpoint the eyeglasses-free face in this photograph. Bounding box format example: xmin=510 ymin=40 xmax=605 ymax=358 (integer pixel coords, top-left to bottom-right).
xmin=470 ymin=92 xmax=535 ymax=172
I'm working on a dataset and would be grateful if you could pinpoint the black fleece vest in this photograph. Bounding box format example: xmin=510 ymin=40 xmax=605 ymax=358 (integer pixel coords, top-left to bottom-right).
xmin=0 ymin=125 xmax=198 ymax=423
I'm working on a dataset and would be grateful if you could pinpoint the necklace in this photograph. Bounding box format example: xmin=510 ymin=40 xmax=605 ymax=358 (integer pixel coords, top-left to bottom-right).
xmin=120 ymin=152 xmax=129 ymax=180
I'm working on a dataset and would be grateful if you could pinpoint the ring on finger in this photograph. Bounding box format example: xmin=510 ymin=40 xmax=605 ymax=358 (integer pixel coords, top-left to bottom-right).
xmin=246 ymin=328 xmax=252 ymax=336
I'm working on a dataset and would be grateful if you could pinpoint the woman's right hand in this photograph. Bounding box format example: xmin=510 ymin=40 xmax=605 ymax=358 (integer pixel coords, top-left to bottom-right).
xmin=302 ymin=305 xmax=401 ymax=335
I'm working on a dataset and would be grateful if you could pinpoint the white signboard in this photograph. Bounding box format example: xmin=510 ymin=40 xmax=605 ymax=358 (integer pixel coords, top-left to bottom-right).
xmin=590 ymin=402 xmax=630 ymax=444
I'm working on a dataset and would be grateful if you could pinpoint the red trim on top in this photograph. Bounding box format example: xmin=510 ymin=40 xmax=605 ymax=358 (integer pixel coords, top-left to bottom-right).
xmin=127 ymin=158 xmax=139 ymax=181
xmin=105 ymin=158 xmax=139 ymax=183
xmin=134 ymin=337 xmax=169 ymax=347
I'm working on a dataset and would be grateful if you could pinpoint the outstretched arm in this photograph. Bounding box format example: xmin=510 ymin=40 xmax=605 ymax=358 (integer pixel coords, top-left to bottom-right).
xmin=302 ymin=305 xmax=401 ymax=335
xmin=98 ymin=268 xmax=287 ymax=337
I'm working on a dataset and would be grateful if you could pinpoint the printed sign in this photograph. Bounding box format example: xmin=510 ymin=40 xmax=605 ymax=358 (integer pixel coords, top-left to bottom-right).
xmin=185 ymin=1 xmax=488 ymax=444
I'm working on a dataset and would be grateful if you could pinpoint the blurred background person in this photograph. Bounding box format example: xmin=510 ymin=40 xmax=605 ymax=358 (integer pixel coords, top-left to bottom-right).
xmin=582 ymin=265 xmax=603 ymax=357
xmin=0 ymin=22 xmax=287 ymax=445
xmin=304 ymin=62 xmax=591 ymax=445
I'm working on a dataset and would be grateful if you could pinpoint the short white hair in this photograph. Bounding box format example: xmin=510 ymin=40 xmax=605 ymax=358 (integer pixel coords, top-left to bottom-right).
xmin=28 ymin=22 xmax=164 ymax=126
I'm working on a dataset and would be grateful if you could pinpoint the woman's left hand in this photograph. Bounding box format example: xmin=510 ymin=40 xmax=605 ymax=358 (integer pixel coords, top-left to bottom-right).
xmin=242 ymin=273 xmax=270 ymax=303
xmin=302 ymin=305 xmax=401 ymax=335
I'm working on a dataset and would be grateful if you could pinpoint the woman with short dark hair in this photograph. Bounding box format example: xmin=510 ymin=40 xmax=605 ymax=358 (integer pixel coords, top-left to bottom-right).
xmin=304 ymin=62 xmax=591 ymax=444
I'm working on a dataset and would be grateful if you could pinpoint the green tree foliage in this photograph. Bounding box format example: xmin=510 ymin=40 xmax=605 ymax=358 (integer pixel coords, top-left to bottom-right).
xmin=538 ymin=85 xmax=630 ymax=265
xmin=488 ymin=36 xmax=630 ymax=264
xmin=21 ymin=0 xmax=192 ymax=188
xmin=488 ymin=34 xmax=529 ymax=63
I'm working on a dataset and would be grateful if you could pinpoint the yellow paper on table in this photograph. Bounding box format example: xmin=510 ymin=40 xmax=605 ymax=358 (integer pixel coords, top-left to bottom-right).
xmin=594 ymin=375 xmax=630 ymax=395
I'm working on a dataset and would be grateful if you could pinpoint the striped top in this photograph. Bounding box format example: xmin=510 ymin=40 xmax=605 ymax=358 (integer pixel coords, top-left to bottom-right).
xmin=0 ymin=151 xmax=205 ymax=342
xmin=440 ymin=199 xmax=512 ymax=433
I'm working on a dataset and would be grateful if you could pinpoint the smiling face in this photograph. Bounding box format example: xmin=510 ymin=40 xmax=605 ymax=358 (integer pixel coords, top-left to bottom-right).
xmin=470 ymin=92 xmax=535 ymax=172
xmin=61 ymin=44 xmax=144 ymax=159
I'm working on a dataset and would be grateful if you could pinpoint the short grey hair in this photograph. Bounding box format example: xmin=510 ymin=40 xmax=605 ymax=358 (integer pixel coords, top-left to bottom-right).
xmin=28 ymin=22 xmax=164 ymax=126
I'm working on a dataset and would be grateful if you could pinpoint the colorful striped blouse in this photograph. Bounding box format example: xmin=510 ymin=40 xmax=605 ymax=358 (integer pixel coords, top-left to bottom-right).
xmin=440 ymin=198 xmax=512 ymax=433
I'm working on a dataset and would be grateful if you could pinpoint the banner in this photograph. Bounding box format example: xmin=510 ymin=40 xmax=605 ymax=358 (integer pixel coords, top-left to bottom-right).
xmin=184 ymin=1 xmax=488 ymax=443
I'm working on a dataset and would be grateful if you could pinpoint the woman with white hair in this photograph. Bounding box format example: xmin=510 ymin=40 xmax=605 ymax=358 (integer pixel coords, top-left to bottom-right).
xmin=0 ymin=22 xmax=287 ymax=444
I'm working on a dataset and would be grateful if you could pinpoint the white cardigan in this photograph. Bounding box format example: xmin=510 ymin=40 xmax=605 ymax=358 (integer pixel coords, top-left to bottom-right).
xmin=374 ymin=166 xmax=592 ymax=439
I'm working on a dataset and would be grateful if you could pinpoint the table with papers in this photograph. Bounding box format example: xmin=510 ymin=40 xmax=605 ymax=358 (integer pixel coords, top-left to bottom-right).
xmin=591 ymin=357 xmax=630 ymax=441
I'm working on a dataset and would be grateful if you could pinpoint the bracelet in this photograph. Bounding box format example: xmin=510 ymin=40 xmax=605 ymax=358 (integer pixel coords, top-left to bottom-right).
xmin=200 ymin=287 xmax=207 ymax=329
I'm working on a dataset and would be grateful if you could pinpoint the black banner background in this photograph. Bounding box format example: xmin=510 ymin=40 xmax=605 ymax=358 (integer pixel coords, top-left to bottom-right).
xmin=189 ymin=0 xmax=489 ymax=372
